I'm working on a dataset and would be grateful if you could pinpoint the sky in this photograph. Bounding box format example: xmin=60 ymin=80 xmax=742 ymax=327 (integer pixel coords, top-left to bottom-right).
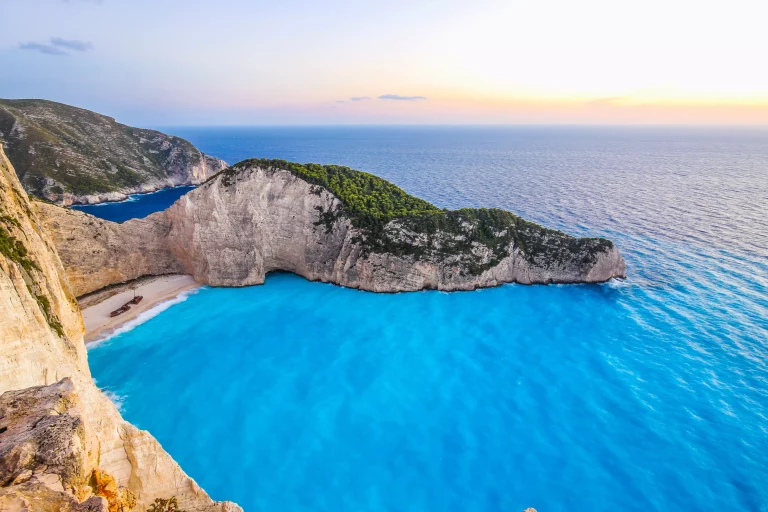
xmin=1 ymin=0 xmax=767 ymax=126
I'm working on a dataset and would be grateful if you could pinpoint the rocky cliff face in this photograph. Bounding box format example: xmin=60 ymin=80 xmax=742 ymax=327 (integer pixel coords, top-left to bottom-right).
xmin=35 ymin=205 xmax=184 ymax=297
xmin=0 ymin=144 xmax=241 ymax=511
xmin=0 ymin=99 xmax=227 ymax=205
xmin=0 ymin=379 xmax=113 ymax=512
xmin=41 ymin=160 xmax=626 ymax=296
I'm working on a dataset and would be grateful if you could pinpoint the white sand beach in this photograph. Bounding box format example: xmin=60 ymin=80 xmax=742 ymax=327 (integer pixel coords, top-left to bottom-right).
xmin=79 ymin=274 xmax=200 ymax=343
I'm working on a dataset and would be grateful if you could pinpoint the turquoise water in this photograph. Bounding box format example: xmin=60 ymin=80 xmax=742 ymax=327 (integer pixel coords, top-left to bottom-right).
xmin=89 ymin=127 xmax=768 ymax=512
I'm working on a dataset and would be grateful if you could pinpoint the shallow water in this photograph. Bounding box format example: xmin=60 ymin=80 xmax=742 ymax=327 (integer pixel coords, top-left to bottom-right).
xmin=89 ymin=126 xmax=768 ymax=512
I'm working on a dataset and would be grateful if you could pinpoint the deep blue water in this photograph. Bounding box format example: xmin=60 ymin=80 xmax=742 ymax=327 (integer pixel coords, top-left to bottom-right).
xmin=88 ymin=127 xmax=768 ymax=512
xmin=70 ymin=186 xmax=195 ymax=223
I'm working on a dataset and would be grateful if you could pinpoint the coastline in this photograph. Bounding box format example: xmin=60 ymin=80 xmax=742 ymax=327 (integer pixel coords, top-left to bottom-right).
xmin=79 ymin=274 xmax=200 ymax=343
xmin=68 ymin=184 xmax=197 ymax=207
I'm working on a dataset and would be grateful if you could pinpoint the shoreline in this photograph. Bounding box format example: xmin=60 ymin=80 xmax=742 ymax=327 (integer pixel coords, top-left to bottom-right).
xmin=80 ymin=274 xmax=200 ymax=343
xmin=68 ymin=184 xmax=197 ymax=207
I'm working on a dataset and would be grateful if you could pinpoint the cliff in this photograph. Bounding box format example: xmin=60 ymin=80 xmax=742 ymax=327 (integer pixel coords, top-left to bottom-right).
xmin=34 ymin=206 xmax=185 ymax=297
xmin=0 ymin=144 xmax=241 ymax=511
xmin=39 ymin=159 xmax=625 ymax=296
xmin=0 ymin=99 xmax=227 ymax=205
xmin=0 ymin=379 xmax=119 ymax=512
xmin=4 ymin=150 xmax=624 ymax=510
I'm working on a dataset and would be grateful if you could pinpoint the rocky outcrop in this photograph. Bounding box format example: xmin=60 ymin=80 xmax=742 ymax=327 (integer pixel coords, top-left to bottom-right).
xmin=0 ymin=379 xmax=92 ymax=491
xmin=167 ymin=165 xmax=625 ymax=290
xmin=0 ymin=144 xmax=241 ymax=511
xmin=0 ymin=379 xmax=111 ymax=512
xmin=0 ymin=478 xmax=108 ymax=512
xmin=0 ymin=99 xmax=227 ymax=205
xmin=34 ymin=205 xmax=183 ymax=297
xmin=40 ymin=160 xmax=626 ymax=296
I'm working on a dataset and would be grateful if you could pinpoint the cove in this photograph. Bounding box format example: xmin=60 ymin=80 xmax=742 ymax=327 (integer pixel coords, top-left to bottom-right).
xmin=70 ymin=186 xmax=195 ymax=223
xmin=88 ymin=272 xmax=768 ymax=512
xmin=87 ymin=126 xmax=768 ymax=511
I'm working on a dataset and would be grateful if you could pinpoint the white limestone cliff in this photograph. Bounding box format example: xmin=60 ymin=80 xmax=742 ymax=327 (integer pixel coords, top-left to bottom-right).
xmin=0 ymin=145 xmax=241 ymax=512
xmin=40 ymin=162 xmax=626 ymax=297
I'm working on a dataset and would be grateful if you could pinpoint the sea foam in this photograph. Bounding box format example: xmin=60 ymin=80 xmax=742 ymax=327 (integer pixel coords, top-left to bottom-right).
xmin=87 ymin=287 xmax=201 ymax=349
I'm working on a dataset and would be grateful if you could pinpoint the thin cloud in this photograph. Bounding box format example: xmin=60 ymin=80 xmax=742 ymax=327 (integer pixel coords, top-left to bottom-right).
xmin=20 ymin=42 xmax=68 ymax=55
xmin=19 ymin=37 xmax=93 ymax=56
xmin=51 ymin=37 xmax=93 ymax=52
xmin=335 ymin=100 xmax=346 ymax=104
xmin=350 ymin=96 xmax=372 ymax=101
xmin=378 ymin=94 xmax=427 ymax=101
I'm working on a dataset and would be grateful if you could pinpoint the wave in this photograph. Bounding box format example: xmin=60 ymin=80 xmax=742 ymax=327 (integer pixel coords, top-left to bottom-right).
xmin=101 ymin=389 xmax=126 ymax=412
xmin=87 ymin=287 xmax=201 ymax=349
xmin=73 ymin=185 xmax=196 ymax=207
xmin=77 ymin=193 xmax=141 ymax=207
xmin=605 ymin=277 xmax=631 ymax=289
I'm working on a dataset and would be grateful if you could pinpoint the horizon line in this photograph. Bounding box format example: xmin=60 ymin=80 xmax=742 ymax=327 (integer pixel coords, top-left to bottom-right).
xmin=150 ymin=123 xmax=768 ymax=129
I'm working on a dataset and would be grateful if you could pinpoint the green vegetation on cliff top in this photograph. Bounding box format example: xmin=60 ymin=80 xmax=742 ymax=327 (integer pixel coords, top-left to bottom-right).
xmin=220 ymin=158 xmax=614 ymax=275
xmin=225 ymin=158 xmax=439 ymax=218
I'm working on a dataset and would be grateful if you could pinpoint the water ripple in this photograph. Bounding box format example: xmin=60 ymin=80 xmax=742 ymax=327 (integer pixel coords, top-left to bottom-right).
xmin=88 ymin=127 xmax=768 ymax=512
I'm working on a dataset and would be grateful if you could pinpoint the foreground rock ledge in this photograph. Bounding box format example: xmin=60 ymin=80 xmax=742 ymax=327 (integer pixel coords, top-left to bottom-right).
xmin=38 ymin=160 xmax=627 ymax=297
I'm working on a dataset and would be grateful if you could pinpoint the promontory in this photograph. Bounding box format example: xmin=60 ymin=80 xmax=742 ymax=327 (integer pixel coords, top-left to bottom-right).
xmin=0 ymin=99 xmax=227 ymax=205
xmin=38 ymin=158 xmax=626 ymax=296
xmin=1 ymin=136 xmax=626 ymax=511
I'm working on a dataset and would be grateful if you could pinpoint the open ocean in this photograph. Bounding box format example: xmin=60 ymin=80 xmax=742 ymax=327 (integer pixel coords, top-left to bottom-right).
xmin=86 ymin=126 xmax=768 ymax=512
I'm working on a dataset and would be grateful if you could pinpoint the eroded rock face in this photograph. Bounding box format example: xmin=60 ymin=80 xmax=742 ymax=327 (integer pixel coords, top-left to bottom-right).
xmin=172 ymin=166 xmax=625 ymax=291
xmin=41 ymin=162 xmax=626 ymax=295
xmin=165 ymin=166 xmax=356 ymax=288
xmin=35 ymin=205 xmax=183 ymax=297
xmin=0 ymin=145 xmax=241 ymax=511
xmin=0 ymin=379 xmax=89 ymax=490
xmin=0 ymin=478 xmax=108 ymax=512
xmin=0 ymin=379 xmax=133 ymax=512
xmin=0 ymin=144 xmax=87 ymax=391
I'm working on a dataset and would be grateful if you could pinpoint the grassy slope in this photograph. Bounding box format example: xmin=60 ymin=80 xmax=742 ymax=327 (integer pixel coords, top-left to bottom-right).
xmin=0 ymin=99 xmax=203 ymax=198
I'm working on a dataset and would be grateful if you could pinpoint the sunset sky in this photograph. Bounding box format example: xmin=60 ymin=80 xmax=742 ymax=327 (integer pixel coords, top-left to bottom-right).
xmin=2 ymin=0 xmax=766 ymax=125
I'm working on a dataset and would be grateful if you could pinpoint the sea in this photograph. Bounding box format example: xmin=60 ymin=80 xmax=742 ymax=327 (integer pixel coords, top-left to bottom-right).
xmin=85 ymin=126 xmax=768 ymax=512
xmin=71 ymin=185 xmax=195 ymax=223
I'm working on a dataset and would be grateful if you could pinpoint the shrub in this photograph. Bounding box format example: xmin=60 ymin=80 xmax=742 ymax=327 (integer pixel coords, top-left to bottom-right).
xmin=147 ymin=496 xmax=184 ymax=512
xmin=217 ymin=159 xmax=614 ymax=275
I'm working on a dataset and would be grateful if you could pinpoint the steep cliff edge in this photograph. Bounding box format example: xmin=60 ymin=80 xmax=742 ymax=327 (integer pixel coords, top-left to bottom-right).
xmin=40 ymin=159 xmax=625 ymax=296
xmin=0 ymin=145 xmax=241 ymax=511
xmin=0 ymin=99 xmax=227 ymax=205
xmin=0 ymin=379 xmax=121 ymax=512
xmin=33 ymin=205 xmax=184 ymax=297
